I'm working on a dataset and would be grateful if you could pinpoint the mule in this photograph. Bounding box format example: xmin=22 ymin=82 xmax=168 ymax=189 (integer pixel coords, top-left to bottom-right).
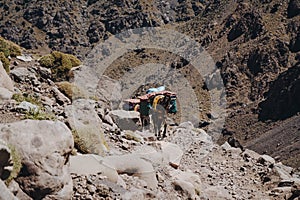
xmin=151 ymin=103 xmax=167 ymax=139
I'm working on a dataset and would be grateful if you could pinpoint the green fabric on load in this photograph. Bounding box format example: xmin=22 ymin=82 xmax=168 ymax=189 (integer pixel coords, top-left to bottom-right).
xmin=140 ymin=101 xmax=150 ymax=115
xmin=169 ymin=98 xmax=177 ymax=113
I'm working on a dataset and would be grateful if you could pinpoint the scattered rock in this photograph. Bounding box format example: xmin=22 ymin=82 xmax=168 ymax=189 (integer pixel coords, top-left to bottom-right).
xmin=202 ymin=186 xmax=232 ymax=200
xmin=10 ymin=67 xmax=37 ymax=83
xmin=227 ymin=11 xmax=264 ymax=41
xmin=290 ymin=31 xmax=300 ymax=52
xmin=291 ymin=182 xmax=300 ymax=198
xmin=52 ymin=87 xmax=71 ymax=105
xmin=258 ymin=155 xmax=275 ymax=166
xmin=227 ymin=136 xmax=244 ymax=151
xmin=16 ymin=55 xmax=33 ymax=62
xmin=259 ymin=63 xmax=300 ymax=121
xmin=15 ymin=101 xmax=39 ymax=113
xmin=278 ymin=180 xmax=294 ymax=187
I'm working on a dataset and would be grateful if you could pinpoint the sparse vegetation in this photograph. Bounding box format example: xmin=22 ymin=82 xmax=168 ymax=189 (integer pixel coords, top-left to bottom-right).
xmin=39 ymin=51 xmax=81 ymax=81
xmin=0 ymin=52 xmax=10 ymax=72
xmin=0 ymin=36 xmax=22 ymax=57
xmin=12 ymin=93 xmax=41 ymax=106
xmin=56 ymin=81 xmax=85 ymax=100
xmin=72 ymin=130 xmax=91 ymax=154
xmin=0 ymin=37 xmax=22 ymax=73
xmin=71 ymin=127 xmax=109 ymax=155
xmin=24 ymin=109 xmax=56 ymax=120
xmin=124 ymin=131 xmax=141 ymax=142
xmin=5 ymin=144 xmax=22 ymax=185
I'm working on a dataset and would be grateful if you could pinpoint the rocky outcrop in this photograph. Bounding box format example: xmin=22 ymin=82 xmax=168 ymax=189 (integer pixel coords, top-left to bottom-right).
xmin=0 ymin=120 xmax=74 ymax=199
xmin=290 ymin=30 xmax=300 ymax=53
xmin=259 ymin=63 xmax=300 ymax=121
xmin=227 ymin=11 xmax=264 ymax=42
xmin=288 ymin=0 xmax=300 ymax=18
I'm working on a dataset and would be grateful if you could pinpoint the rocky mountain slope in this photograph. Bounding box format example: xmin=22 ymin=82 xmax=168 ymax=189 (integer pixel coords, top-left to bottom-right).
xmin=1 ymin=0 xmax=299 ymax=168
xmin=0 ymin=54 xmax=299 ymax=199
xmin=0 ymin=0 xmax=300 ymax=199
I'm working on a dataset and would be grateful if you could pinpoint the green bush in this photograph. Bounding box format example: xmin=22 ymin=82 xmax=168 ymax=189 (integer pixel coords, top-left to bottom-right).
xmin=71 ymin=128 xmax=109 ymax=155
xmin=24 ymin=109 xmax=56 ymax=121
xmin=39 ymin=51 xmax=81 ymax=81
xmin=38 ymin=54 xmax=55 ymax=68
xmin=0 ymin=37 xmax=22 ymax=73
xmin=72 ymin=130 xmax=91 ymax=154
xmin=0 ymin=52 xmax=10 ymax=72
xmin=0 ymin=36 xmax=22 ymax=57
xmin=12 ymin=93 xmax=41 ymax=106
xmin=56 ymin=81 xmax=85 ymax=100
xmin=5 ymin=144 xmax=22 ymax=185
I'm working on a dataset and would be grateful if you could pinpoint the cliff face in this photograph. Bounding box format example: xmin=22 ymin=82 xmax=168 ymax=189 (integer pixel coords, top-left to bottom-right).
xmin=0 ymin=0 xmax=300 ymax=167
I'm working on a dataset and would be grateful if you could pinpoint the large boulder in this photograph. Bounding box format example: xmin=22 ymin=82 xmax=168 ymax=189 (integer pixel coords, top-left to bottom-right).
xmin=70 ymin=154 xmax=158 ymax=190
xmin=95 ymin=75 xmax=122 ymax=109
xmin=170 ymin=170 xmax=202 ymax=199
xmin=0 ymin=120 xmax=74 ymax=199
xmin=0 ymin=87 xmax=13 ymax=100
xmin=65 ymin=99 xmax=108 ymax=154
xmin=0 ymin=61 xmax=14 ymax=100
xmin=133 ymin=141 xmax=184 ymax=169
xmin=0 ymin=180 xmax=18 ymax=200
xmin=0 ymin=61 xmax=14 ymax=91
xmin=109 ymin=110 xmax=140 ymax=130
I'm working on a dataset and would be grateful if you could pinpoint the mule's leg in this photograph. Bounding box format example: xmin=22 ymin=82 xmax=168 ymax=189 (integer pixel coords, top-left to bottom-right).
xmin=141 ymin=115 xmax=145 ymax=131
xmin=153 ymin=115 xmax=158 ymax=137
xmin=162 ymin=123 xmax=167 ymax=138
xmin=157 ymin=117 xmax=163 ymax=139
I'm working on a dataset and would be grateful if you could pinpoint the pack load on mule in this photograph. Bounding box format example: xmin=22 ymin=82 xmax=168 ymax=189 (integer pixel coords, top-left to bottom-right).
xmin=122 ymin=86 xmax=177 ymax=138
xmin=123 ymin=98 xmax=140 ymax=111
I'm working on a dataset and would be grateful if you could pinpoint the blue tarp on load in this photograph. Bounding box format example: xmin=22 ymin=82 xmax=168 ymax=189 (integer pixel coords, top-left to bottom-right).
xmin=146 ymin=86 xmax=166 ymax=94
